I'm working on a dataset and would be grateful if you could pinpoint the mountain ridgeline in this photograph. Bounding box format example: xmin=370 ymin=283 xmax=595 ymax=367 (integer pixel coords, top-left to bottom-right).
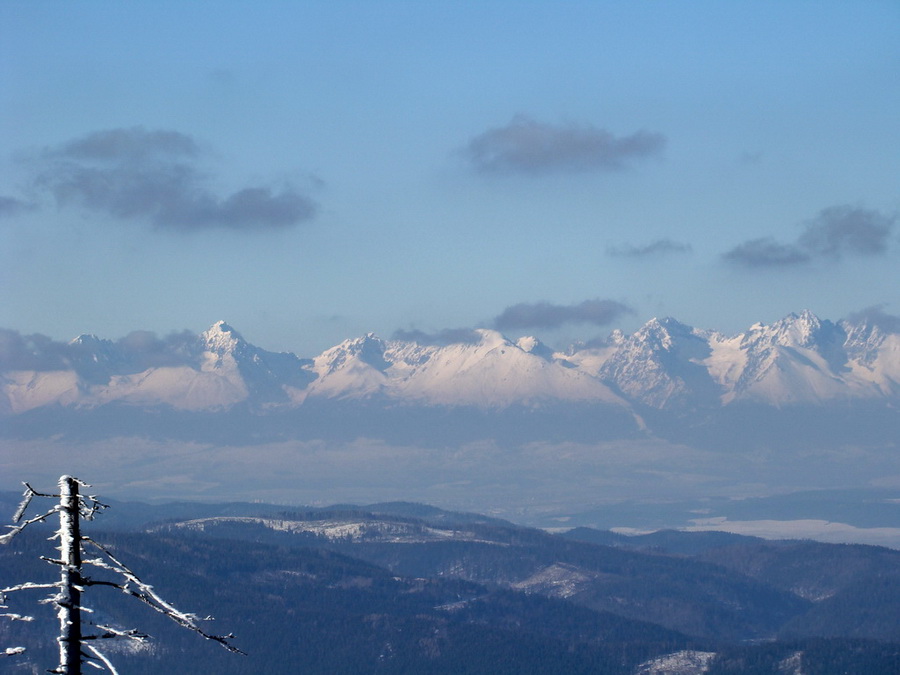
xmin=2 ymin=311 xmax=900 ymax=446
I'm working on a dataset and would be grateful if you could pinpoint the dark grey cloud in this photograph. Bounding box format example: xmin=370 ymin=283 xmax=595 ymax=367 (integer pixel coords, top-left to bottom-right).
xmin=798 ymin=205 xmax=895 ymax=258
xmin=0 ymin=328 xmax=199 ymax=373
xmin=114 ymin=329 xmax=199 ymax=370
xmin=0 ymin=195 xmax=35 ymax=218
xmin=723 ymin=205 xmax=895 ymax=269
xmin=0 ymin=329 xmax=70 ymax=371
xmin=31 ymin=126 xmax=317 ymax=231
xmin=392 ymin=328 xmax=482 ymax=346
xmin=607 ymin=239 xmax=692 ymax=258
xmin=493 ymin=299 xmax=633 ymax=331
xmin=722 ymin=237 xmax=811 ymax=267
xmin=157 ymin=187 xmax=315 ymax=230
xmin=52 ymin=127 xmax=200 ymax=162
xmin=464 ymin=115 xmax=665 ymax=174
xmin=843 ymin=306 xmax=900 ymax=333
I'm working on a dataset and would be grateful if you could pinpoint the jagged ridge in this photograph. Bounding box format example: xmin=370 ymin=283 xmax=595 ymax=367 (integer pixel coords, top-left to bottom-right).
xmin=2 ymin=311 xmax=900 ymax=415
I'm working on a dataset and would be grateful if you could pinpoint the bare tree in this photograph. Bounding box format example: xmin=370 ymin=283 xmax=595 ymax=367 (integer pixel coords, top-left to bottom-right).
xmin=0 ymin=475 xmax=243 ymax=674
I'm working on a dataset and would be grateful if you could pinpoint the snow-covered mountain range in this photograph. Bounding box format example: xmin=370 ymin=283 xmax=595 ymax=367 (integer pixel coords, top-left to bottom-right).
xmin=3 ymin=310 xmax=899 ymax=417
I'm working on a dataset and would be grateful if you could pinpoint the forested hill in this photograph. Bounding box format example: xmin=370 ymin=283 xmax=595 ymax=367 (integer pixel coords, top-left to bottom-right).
xmin=1 ymin=499 xmax=898 ymax=673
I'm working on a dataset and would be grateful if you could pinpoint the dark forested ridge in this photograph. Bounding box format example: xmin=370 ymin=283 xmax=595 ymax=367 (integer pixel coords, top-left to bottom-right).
xmin=1 ymin=498 xmax=898 ymax=674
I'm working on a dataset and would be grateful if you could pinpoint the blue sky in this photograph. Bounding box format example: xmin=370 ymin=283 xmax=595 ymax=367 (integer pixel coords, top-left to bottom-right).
xmin=2 ymin=1 xmax=899 ymax=355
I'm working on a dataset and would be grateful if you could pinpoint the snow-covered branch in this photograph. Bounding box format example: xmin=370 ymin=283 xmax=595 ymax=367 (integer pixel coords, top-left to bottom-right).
xmin=81 ymin=540 xmax=244 ymax=654
xmin=1 ymin=612 xmax=34 ymax=622
xmin=82 ymin=625 xmax=148 ymax=642
xmin=1 ymin=594 xmax=36 ymax=622
xmin=82 ymin=645 xmax=118 ymax=674
xmin=13 ymin=482 xmax=58 ymax=520
xmin=1 ymin=598 xmax=31 ymax=659
xmin=0 ymin=506 xmax=59 ymax=545
xmin=2 ymin=581 xmax=61 ymax=594
xmin=2 ymin=475 xmax=244 ymax=672
xmin=12 ymin=486 xmax=35 ymax=523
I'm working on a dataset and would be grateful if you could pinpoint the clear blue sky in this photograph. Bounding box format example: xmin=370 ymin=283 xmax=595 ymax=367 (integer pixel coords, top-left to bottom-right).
xmin=2 ymin=1 xmax=898 ymax=354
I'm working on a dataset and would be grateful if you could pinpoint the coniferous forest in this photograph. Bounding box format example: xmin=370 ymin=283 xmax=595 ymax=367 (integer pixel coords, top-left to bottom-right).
xmin=1 ymin=495 xmax=898 ymax=674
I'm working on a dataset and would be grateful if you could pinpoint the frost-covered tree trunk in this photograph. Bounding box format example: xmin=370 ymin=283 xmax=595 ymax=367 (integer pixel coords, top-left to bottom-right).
xmin=1 ymin=476 xmax=243 ymax=672
xmin=57 ymin=475 xmax=83 ymax=675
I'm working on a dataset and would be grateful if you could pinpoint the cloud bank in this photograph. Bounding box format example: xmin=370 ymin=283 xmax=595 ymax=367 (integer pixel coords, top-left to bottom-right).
xmin=0 ymin=196 xmax=35 ymax=218
xmin=723 ymin=205 xmax=896 ymax=268
xmin=843 ymin=305 xmax=900 ymax=333
xmin=391 ymin=300 xmax=634 ymax=345
xmin=722 ymin=238 xmax=811 ymax=267
xmin=798 ymin=205 xmax=894 ymax=257
xmin=28 ymin=127 xmax=317 ymax=231
xmin=493 ymin=299 xmax=633 ymax=331
xmin=0 ymin=328 xmax=198 ymax=373
xmin=607 ymin=239 xmax=692 ymax=258
xmin=391 ymin=328 xmax=483 ymax=346
xmin=464 ymin=115 xmax=665 ymax=174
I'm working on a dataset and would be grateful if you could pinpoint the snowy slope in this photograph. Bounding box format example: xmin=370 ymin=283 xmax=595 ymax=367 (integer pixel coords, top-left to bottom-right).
xmin=0 ymin=321 xmax=308 ymax=413
xmin=293 ymin=333 xmax=392 ymax=402
xmin=157 ymin=515 xmax=498 ymax=544
xmin=290 ymin=329 xmax=626 ymax=408
xmin=2 ymin=311 xmax=900 ymax=415
xmin=597 ymin=317 xmax=722 ymax=408
xmin=720 ymin=311 xmax=895 ymax=405
xmin=842 ymin=320 xmax=900 ymax=397
xmin=1 ymin=370 xmax=82 ymax=413
xmin=384 ymin=329 xmax=625 ymax=407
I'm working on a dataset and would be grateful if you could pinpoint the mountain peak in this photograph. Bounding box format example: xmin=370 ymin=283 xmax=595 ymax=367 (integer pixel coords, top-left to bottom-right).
xmin=208 ymin=319 xmax=237 ymax=333
xmin=69 ymin=333 xmax=109 ymax=347
xmin=66 ymin=333 xmax=119 ymax=377
xmin=632 ymin=316 xmax=696 ymax=350
xmin=338 ymin=332 xmax=387 ymax=351
xmin=202 ymin=321 xmax=246 ymax=354
xmin=516 ymin=336 xmax=555 ymax=360
xmin=321 ymin=333 xmax=390 ymax=373
xmin=750 ymin=310 xmax=830 ymax=349
xmin=784 ymin=308 xmax=822 ymax=330
xmin=515 ymin=335 xmax=540 ymax=352
xmin=472 ymin=328 xmax=510 ymax=348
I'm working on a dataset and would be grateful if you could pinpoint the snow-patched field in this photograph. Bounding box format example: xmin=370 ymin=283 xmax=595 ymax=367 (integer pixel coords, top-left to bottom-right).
xmin=159 ymin=516 xmax=503 ymax=545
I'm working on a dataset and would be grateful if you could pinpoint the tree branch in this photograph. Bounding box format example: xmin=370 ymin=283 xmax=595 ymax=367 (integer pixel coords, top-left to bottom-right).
xmin=0 ymin=507 xmax=59 ymax=545
xmin=3 ymin=476 xmax=245 ymax=670
xmin=1 ymin=581 xmax=60 ymax=594
xmin=82 ymin=540 xmax=245 ymax=655
xmin=82 ymin=625 xmax=148 ymax=642
xmin=83 ymin=644 xmax=119 ymax=673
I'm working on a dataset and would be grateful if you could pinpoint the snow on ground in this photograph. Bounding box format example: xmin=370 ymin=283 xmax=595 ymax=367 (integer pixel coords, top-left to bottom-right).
xmin=634 ymin=649 xmax=717 ymax=675
xmin=159 ymin=516 xmax=503 ymax=545
xmin=511 ymin=563 xmax=596 ymax=598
